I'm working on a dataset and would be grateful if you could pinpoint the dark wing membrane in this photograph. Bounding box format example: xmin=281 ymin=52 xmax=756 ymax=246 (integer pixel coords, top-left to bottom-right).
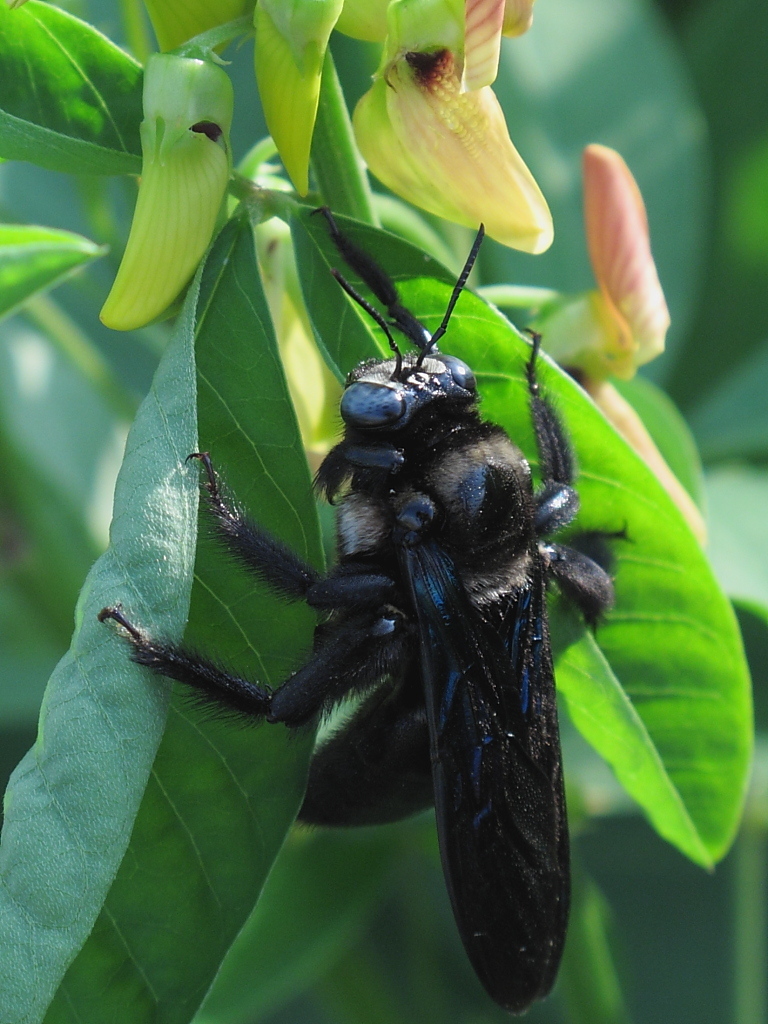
xmin=400 ymin=539 xmax=569 ymax=1014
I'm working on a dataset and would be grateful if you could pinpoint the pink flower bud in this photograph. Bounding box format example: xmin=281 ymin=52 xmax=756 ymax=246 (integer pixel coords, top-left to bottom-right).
xmin=583 ymin=144 xmax=670 ymax=372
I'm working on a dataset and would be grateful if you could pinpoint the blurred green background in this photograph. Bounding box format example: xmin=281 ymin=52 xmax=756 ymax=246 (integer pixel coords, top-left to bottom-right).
xmin=1 ymin=1 xmax=767 ymax=1022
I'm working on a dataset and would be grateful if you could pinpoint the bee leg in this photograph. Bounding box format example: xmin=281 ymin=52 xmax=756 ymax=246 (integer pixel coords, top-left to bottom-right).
xmin=534 ymin=482 xmax=580 ymax=536
xmin=188 ymin=452 xmax=321 ymax=601
xmin=299 ymin=662 xmax=433 ymax=826
xmin=540 ymin=543 xmax=615 ymax=627
xmin=99 ymin=605 xmax=411 ymax=728
xmin=98 ymin=606 xmax=273 ymax=718
xmin=526 ymin=333 xmax=576 ymax=488
xmin=269 ymin=609 xmax=412 ymax=725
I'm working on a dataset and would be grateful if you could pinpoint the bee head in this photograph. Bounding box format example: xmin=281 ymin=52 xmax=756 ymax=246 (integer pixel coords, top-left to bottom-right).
xmin=340 ymin=352 xmax=477 ymax=432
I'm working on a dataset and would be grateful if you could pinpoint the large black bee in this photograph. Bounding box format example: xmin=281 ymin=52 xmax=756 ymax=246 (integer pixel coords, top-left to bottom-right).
xmin=100 ymin=210 xmax=615 ymax=1014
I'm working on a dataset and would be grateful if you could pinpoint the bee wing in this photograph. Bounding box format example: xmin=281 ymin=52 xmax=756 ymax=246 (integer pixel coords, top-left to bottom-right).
xmin=400 ymin=539 xmax=569 ymax=1014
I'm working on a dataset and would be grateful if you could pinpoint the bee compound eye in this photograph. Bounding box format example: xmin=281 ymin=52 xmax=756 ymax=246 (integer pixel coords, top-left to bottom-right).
xmin=441 ymin=355 xmax=476 ymax=392
xmin=340 ymin=382 xmax=406 ymax=428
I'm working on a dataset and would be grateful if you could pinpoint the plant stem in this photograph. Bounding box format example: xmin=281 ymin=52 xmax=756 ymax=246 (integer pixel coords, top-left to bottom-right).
xmin=733 ymin=815 xmax=768 ymax=1024
xmin=310 ymin=50 xmax=377 ymax=226
xmin=23 ymin=295 xmax=138 ymax=423
xmin=119 ymin=0 xmax=152 ymax=64
xmin=478 ymin=284 xmax=561 ymax=311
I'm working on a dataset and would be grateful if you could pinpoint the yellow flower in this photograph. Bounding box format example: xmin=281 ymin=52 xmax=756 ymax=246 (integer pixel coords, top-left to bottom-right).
xmin=463 ymin=0 xmax=535 ymax=89
xmin=354 ymin=0 xmax=552 ymax=253
xmin=502 ymin=0 xmax=535 ymax=37
xmin=254 ymin=0 xmax=344 ymax=196
xmin=100 ymin=55 xmax=233 ymax=331
xmin=334 ymin=0 xmax=390 ymax=41
xmin=538 ymin=144 xmax=670 ymax=378
xmin=143 ymin=0 xmax=253 ymax=52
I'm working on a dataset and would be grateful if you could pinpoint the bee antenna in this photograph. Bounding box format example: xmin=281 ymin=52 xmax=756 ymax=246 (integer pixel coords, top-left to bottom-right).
xmin=330 ymin=269 xmax=403 ymax=380
xmin=416 ymin=224 xmax=484 ymax=369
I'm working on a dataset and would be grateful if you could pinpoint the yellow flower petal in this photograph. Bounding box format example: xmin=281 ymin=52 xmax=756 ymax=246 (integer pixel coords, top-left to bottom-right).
xmin=463 ymin=0 xmax=505 ymax=91
xmin=583 ymin=143 xmax=670 ymax=369
xmin=100 ymin=139 xmax=229 ymax=330
xmin=502 ymin=0 xmax=535 ymax=37
xmin=254 ymin=0 xmax=343 ymax=195
xmin=535 ymin=291 xmax=640 ymax=380
xmin=335 ymin=0 xmax=389 ymax=42
xmin=354 ymin=49 xmax=552 ymax=253
xmin=144 ymin=0 xmax=252 ymax=52
xmin=100 ymin=56 xmax=233 ymax=331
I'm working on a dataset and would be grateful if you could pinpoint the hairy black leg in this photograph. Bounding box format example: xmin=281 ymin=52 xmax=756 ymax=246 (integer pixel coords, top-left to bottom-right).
xmin=314 ymin=206 xmax=428 ymax=350
xmin=189 ymin=453 xmax=398 ymax=612
xmin=99 ymin=604 xmax=413 ymax=727
xmin=534 ymin=483 xmax=580 ymax=536
xmin=299 ymin=662 xmax=432 ymax=826
xmin=314 ymin=441 xmax=405 ymax=503
xmin=188 ymin=452 xmax=320 ymax=600
xmin=540 ymin=543 xmax=615 ymax=626
xmin=306 ymin=570 xmax=396 ymax=611
xmin=98 ymin=606 xmax=272 ymax=718
xmin=526 ymin=333 xmax=575 ymax=487
xmin=567 ymin=529 xmax=627 ymax=577
xmin=269 ymin=610 xmax=413 ymax=725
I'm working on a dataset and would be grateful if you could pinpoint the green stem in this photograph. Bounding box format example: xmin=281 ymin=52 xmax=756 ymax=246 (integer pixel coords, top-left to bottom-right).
xmin=23 ymin=295 xmax=138 ymax=423
xmin=733 ymin=817 xmax=768 ymax=1024
xmin=310 ymin=50 xmax=377 ymax=225
xmin=478 ymin=284 xmax=561 ymax=311
xmin=118 ymin=0 xmax=153 ymax=64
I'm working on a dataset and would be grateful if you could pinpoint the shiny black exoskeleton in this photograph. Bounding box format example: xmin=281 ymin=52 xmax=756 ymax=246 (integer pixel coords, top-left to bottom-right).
xmin=100 ymin=210 xmax=615 ymax=1015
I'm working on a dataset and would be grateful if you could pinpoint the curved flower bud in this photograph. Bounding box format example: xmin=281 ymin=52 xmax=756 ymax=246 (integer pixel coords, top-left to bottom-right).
xmin=502 ymin=0 xmax=535 ymax=37
xmin=354 ymin=46 xmax=552 ymax=253
xmin=143 ymin=0 xmax=252 ymax=52
xmin=536 ymin=145 xmax=669 ymax=378
xmin=100 ymin=55 xmax=233 ymax=331
xmin=335 ymin=0 xmax=390 ymax=42
xmin=254 ymin=0 xmax=344 ymax=196
xmin=583 ymin=143 xmax=670 ymax=374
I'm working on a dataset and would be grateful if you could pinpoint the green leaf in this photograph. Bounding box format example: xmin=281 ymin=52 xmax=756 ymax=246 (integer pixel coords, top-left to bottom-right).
xmin=196 ymin=827 xmax=399 ymax=1024
xmin=45 ymin=215 xmax=322 ymax=1024
xmin=0 ymin=0 xmax=142 ymax=176
xmin=613 ymin=375 xmax=705 ymax=507
xmin=553 ymin=605 xmax=711 ymax=867
xmin=0 ymin=225 xmax=104 ymax=323
xmin=291 ymin=214 xmax=752 ymax=866
xmin=0 ymin=269 xmax=199 ymax=1024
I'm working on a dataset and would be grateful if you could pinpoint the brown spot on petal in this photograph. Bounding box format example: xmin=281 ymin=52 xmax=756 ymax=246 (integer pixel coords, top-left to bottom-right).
xmin=191 ymin=121 xmax=223 ymax=143
xmin=405 ymin=49 xmax=453 ymax=87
